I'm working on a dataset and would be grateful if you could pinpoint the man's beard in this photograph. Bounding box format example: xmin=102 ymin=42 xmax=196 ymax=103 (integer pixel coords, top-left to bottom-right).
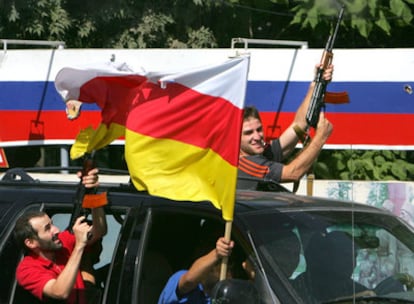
xmin=38 ymin=234 xmax=63 ymax=251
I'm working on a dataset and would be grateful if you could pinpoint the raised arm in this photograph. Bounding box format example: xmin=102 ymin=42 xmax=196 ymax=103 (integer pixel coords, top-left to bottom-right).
xmin=280 ymin=112 xmax=332 ymax=182
xmin=178 ymin=237 xmax=234 ymax=295
xmin=279 ymin=64 xmax=334 ymax=158
xmin=42 ymin=217 xmax=91 ymax=299
xmin=79 ymin=167 xmax=107 ymax=243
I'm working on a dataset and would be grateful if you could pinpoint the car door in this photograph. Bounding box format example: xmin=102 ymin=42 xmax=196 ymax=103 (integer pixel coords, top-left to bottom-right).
xmin=130 ymin=204 xmax=255 ymax=304
xmin=0 ymin=195 xmax=133 ymax=304
xmin=102 ymin=206 xmax=144 ymax=304
xmin=0 ymin=202 xmax=45 ymax=304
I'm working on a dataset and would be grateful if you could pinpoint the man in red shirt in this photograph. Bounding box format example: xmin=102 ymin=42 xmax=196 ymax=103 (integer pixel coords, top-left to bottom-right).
xmin=14 ymin=168 xmax=107 ymax=303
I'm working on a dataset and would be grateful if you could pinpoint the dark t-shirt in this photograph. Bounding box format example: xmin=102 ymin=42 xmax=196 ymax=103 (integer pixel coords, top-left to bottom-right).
xmin=237 ymin=139 xmax=283 ymax=190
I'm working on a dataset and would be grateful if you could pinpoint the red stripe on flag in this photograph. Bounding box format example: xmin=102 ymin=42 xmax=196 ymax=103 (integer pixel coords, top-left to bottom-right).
xmin=79 ymin=75 xmax=147 ymax=126
xmin=126 ymin=82 xmax=243 ymax=166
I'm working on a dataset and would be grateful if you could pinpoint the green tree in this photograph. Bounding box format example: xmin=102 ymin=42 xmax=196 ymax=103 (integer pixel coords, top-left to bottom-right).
xmin=284 ymin=0 xmax=414 ymax=47
xmin=315 ymin=149 xmax=414 ymax=181
xmin=2 ymin=0 xmax=414 ymax=48
xmin=0 ymin=0 xmax=70 ymax=42
xmin=0 ymin=0 xmax=220 ymax=48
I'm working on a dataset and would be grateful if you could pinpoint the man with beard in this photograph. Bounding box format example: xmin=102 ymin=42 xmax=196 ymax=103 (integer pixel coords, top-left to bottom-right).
xmin=237 ymin=64 xmax=334 ymax=190
xmin=13 ymin=168 xmax=107 ymax=303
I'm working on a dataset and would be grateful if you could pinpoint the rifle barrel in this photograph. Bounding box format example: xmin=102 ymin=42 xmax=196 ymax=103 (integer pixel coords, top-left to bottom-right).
xmin=67 ymin=152 xmax=96 ymax=231
xmin=329 ymin=5 xmax=345 ymax=50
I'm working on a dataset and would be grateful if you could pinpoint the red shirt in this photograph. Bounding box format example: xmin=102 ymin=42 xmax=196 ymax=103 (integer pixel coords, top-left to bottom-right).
xmin=16 ymin=230 xmax=86 ymax=303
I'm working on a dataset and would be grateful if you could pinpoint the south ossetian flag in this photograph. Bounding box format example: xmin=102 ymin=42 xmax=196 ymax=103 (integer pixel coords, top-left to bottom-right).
xmin=55 ymin=56 xmax=250 ymax=221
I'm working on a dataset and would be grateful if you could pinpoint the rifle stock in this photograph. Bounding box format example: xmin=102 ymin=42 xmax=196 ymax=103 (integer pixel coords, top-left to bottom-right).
xmin=305 ymin=6 xmax=345 ymax=132
xmin=68 ymin=152 xmax=96 ymax=232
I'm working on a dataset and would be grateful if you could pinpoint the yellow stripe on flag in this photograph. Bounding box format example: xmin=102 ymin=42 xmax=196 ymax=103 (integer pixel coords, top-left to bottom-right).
xmin=125 ymin=129 xmax=237 ymax=221
xmin=70 ymin=123 xmax=125 ymax=160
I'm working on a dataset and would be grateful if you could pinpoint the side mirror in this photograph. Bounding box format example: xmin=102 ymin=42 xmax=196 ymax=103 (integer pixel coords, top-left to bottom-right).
xmin=211 ymin=279 xmax=260 ymax=304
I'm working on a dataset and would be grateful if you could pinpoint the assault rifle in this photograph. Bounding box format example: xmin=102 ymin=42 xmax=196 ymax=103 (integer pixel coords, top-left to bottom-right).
xmin=68 ymin=151 xmax=96 ymax=232
xmin=305 ymin=5 xmax=347 ymax=143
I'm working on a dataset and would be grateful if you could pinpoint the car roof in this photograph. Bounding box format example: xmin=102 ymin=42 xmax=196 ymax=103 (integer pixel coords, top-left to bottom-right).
xmin=0 ymin=168 xmax=387 ymax=218
xmin=234 ymin=189 xmax=387 ymax=215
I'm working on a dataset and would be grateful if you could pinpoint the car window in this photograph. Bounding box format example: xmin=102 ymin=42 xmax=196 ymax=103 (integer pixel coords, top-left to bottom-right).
xmin=51 ymin=212 xmax=123 ymax=270
xmin=0 ymin=201 xmax=18 ymax=241
xmin=0 ymin=202 xmax=129 ymax=304
xmin=0 ymin=200 xmax=13 ymax=222
xmin=104 ymin=207 xmax=143 ymax=304
xmin=353 ymin=227 xmax=414 ymax=289
xmin=0 ymin=225 xmax=24 ymax=303
xmin=48 ymin=206 xmax=130 ymax=302
xmin=242 ymin=209 xmax=414 ymax=303
xmin=0 ymin=203 xmax=44 ymax=304
xmin=135 ymin=209 xmax=252 ymax=304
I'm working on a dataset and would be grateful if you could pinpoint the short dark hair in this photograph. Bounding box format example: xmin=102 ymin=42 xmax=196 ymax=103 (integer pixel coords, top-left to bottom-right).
xmin=243 ymin=106 xmax=261 ymax=122
xmin=14 ymin=210 xmax=47 ymax=252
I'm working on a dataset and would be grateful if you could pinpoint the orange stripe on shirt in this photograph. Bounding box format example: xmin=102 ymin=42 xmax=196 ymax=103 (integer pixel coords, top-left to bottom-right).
xmin=238 ymin=157 xmax=269 ymax=178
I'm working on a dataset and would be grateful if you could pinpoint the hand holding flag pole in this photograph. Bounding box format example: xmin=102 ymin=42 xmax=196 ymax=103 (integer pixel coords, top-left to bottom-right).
xmin=220 ymin=220 xmax=233 ymax=280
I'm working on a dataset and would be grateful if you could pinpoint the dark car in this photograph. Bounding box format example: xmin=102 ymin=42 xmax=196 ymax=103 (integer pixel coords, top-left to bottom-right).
xmin=0 ymin=168 xmax=414 ymax=304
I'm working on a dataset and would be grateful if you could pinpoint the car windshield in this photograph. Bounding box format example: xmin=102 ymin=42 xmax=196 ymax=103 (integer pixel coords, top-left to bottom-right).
xmin=243 ymin=208 xmax=414 ymax=303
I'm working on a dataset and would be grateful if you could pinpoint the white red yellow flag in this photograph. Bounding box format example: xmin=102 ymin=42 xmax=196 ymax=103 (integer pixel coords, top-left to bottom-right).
xmin=55 ymin=56 xmax=250 ymax=220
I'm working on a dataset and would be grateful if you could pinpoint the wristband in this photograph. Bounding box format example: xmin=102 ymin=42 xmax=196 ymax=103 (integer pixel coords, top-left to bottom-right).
xmin=293 ymin=124 xmax=307 ymax=143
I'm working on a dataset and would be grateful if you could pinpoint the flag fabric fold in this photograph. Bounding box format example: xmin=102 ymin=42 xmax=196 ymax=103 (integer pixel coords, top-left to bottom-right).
xmin=55 ymin=62 xmax=147 ymax=158
xmin=55 ymin=56 xmax=250 ymax=221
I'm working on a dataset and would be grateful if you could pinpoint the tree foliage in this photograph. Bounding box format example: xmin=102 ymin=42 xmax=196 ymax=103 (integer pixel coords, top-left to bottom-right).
xmin=315 ymin=149 xmax=414 ymax=181
xmin=1 ymin=0 xmax=414 ymax=48
xmin=285 ymin=0 xmax=414 ymax=37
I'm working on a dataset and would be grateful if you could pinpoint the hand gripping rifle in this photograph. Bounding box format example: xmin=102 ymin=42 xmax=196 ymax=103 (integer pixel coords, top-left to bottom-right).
xmin=304 ymin=5 xmax=347 ymax=144
xmin=68 ymin=151 xmax=96 ymax=232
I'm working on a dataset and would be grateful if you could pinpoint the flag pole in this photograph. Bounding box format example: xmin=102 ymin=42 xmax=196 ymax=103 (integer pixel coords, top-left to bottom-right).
xmin=307 ymin=172 xmax=314 ymax=196
xmin=220 ymin=220 xmax=233 ymax=280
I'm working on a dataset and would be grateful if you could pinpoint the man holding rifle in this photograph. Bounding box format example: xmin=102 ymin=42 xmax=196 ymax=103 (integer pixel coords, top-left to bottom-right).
xmin=237 ymin=64 xmax=334 ymax=190
xmin=13 ymin=168 xmax=107 ymax=303
xmin=238 ymin=5 xmax=345 ymax=191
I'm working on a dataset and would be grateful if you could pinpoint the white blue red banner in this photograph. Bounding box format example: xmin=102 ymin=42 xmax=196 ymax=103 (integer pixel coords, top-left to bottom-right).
xmin=1 ymin=48 xmax=413 ymax=149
